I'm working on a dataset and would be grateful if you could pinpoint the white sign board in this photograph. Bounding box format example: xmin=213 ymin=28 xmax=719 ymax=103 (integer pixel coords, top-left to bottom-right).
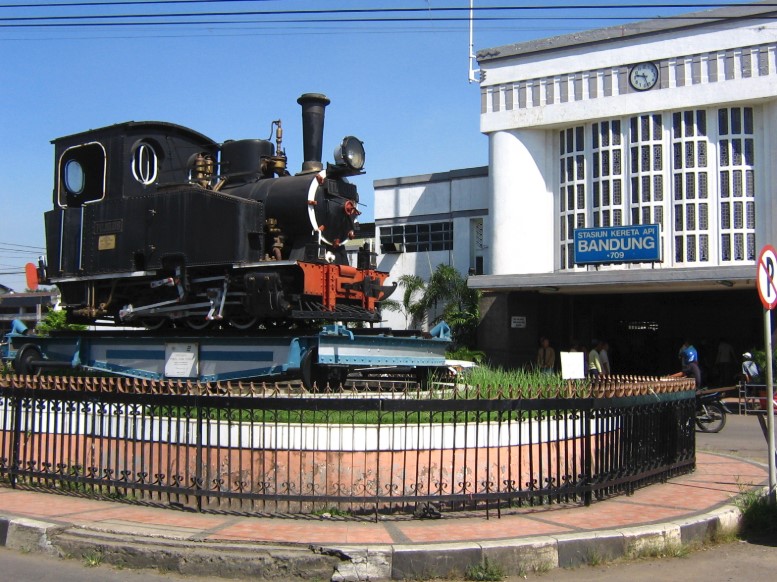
xmin=560 ymin=352 xmax=586 ymax=380
xmin=511 ymin=316 xmax=527 ymax=329
xmin=165 ymin=342 xmax=198 ymax=378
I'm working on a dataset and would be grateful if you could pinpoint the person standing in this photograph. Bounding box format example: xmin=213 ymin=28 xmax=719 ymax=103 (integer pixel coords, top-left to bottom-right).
xmin=588 ymin=340 xmax=602 ymax=377
xmin=599 ymin=341 xmax=611 ymax=375
xmin=741 ymin=352 xmax=760 ymax=382
xmin=714 ymin=338 xmax=737 ymax=386
xmin=537 ymin=337 xmax=556 ymax=374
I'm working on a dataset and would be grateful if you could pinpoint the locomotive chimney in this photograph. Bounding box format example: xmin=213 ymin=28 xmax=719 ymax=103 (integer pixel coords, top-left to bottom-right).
xmin=297 ymin=93 xmax=330 ymax=173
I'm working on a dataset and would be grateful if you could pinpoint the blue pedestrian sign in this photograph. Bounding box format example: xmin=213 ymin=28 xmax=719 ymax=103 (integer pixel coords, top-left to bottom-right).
xmin=574 ymin=224 xmax=661 ymax=265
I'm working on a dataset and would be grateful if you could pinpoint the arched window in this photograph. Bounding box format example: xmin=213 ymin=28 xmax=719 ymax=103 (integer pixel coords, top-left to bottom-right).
xmin=131 ymin=142 xmax=159 ymax=186
xmin=58 ymin=142 xmax=106 ymax=208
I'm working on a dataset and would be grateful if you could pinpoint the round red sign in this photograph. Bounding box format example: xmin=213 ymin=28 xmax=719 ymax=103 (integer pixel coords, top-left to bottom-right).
xmin=757 ymin=245 xmax=777 ymax=310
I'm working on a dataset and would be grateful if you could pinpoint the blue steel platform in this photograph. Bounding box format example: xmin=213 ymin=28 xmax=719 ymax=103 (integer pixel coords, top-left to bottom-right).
xmin=2 ymin=322 xmax=451 ymax=386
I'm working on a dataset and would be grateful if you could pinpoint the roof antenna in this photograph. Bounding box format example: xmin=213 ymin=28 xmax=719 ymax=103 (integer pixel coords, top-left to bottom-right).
xmin=468 ymin=0 xmax=480 ymax=83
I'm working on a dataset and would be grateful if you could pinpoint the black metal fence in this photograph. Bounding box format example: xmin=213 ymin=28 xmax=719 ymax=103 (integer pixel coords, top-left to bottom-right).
xmin=0 ymin=375 xmax=696 ymax=518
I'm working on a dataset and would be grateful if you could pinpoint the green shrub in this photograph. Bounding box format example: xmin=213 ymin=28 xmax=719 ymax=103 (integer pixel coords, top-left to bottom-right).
xmin=736 ymin=487 xmax=777 ymax=536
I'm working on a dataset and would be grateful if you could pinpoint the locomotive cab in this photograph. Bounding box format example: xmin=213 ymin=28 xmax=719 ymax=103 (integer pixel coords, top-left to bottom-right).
xmin=42 ymin=95 xmax=393 ymax=330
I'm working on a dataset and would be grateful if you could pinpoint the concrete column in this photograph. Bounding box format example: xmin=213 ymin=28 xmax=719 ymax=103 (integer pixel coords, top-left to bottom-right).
xmin=487 ymin=128 xmax=554 ymax=275
xmin=759 ymin=101 xmax=777 ymax=247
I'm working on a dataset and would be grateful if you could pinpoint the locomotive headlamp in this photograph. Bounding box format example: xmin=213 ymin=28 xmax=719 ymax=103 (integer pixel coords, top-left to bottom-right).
xmin=334 ymin=136 xmax=365 ymax=172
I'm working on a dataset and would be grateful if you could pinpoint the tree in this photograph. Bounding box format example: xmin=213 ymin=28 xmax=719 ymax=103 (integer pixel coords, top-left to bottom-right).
xmin=421 ymin=265 xmax=481 ymax=350
xmin=381 ymin=274 xmax=426 ymax=329
xmin=35 ymin=308 xmax=87 ymax=334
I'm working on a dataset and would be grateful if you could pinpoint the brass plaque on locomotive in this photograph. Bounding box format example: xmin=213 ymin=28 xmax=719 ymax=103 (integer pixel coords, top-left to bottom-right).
xmin=98 ymin=234 xmax=116 ymax=250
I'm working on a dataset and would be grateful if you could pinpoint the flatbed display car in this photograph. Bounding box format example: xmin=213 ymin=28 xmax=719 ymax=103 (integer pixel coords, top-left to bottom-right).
xmin=2 ymin=321 xmax=451 ymax=389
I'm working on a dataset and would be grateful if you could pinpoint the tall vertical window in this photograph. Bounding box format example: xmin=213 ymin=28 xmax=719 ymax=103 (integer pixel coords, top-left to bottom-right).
xmin=470 ymin=218 xmax=485 ymax=275
xmin=719 ymin=107 xmax=756 ymax=262
xmin=591 ymin=121 xmax=624 ymax=228
xmin=672 ymin=110 xmax=710 ymax=264
xmin=629 ymin=114 xmax=665 ymax=230
xmin=559 ymin=126 xmax=586 ymax=269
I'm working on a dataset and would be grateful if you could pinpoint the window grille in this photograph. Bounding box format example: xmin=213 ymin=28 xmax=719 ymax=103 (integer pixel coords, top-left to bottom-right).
xmin=592 ymin=120 xmax=624 ymax=229
xmin=379 ymin=222 xmax=454 ymax=253
xmin=719 ymin=107 xmax=756 ymax=262
xmin=559 ymin=126 xmax=587 ymax=269
xmin=671 ymin=110 xmax=710 ymax=264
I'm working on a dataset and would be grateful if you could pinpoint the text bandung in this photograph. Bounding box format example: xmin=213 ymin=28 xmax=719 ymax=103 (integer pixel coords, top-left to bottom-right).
xmin=577 ymin=236 xmax=656 ymax=253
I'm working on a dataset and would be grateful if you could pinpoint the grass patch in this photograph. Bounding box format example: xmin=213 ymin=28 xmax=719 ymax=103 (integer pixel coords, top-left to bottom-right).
xmin=311 ymin=506 xmax=351 ymax=518
xmin=631 ymin=541 xmax=689 ymax=559
xmin=465 ymin=558 xmax=504 ymax=581
xmin=82 ymin=549 xmax=104 ymax=567
xmin=585 ymin=547 xmax=605 ymax=566
xmin=530 ymin=559 xmax=553 ymax=573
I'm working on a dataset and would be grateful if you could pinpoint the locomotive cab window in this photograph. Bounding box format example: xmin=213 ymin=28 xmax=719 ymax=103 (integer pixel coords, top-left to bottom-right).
xmin=58 ymin=142 xmax=106 ymax=208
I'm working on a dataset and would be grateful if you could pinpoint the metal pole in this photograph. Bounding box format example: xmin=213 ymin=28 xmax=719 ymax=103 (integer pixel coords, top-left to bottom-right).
xmin=764 ymin=308 xmax=776 ymax=503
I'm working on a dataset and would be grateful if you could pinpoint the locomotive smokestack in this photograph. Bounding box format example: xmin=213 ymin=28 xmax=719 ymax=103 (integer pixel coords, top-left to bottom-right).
xmin=297 ymin=93 xmax=330 ymax=173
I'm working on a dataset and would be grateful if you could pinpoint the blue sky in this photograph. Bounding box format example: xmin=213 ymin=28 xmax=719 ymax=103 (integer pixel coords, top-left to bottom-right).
xmin=0 ymin=0 xmax=724 ymax=290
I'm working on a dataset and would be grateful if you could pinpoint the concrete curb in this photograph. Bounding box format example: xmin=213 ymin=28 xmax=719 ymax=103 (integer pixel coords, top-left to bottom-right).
xmin=0 ymin=502 xmax=747 ymax=581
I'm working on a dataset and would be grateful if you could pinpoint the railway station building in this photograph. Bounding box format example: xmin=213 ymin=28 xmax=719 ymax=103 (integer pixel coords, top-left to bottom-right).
xmin=375 ymin=2 xmax=777 ymax=382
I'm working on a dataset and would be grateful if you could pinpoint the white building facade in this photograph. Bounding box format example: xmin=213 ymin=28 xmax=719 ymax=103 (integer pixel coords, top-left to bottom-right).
xmin=376 ymin=3 xmax=777 ymax=380
xmin=470 ymin=3 xmax=777 ymax=376
xmin=373 ymin=168 xmax=488 ymax=331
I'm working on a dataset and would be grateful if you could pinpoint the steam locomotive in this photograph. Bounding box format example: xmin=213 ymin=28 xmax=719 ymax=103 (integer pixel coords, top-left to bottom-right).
xmin=37 ymin=94 xmax=394 ymax=330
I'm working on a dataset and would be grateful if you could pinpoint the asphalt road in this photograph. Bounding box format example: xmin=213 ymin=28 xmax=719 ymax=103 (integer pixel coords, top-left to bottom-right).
xmin=0 ymin=546 xmax=224 ymax=582
xmin=697 ymin=407 xmax=773 ymax=464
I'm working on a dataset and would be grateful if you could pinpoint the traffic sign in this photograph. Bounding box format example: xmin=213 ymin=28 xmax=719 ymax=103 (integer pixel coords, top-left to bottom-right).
xmin=758 ymin=245 xmax=777 ymax=310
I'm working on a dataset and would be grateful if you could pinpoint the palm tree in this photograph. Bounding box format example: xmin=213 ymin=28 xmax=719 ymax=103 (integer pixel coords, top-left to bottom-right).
xmin=420 ymin=265 xmax=481 ymax=349
xmin=381 ymin=274 xmax=426 ymax=329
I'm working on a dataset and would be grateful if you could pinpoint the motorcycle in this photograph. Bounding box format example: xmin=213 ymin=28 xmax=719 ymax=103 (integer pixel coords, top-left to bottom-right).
xmin=695 ymin=390 xmax=727 ymax=433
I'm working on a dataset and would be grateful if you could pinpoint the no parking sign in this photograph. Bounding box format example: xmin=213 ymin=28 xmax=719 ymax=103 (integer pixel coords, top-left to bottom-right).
xmin=758 ymin=245 xmax=777 ymax=310
xmin=757 ymin=245 xmax=777 ymax=504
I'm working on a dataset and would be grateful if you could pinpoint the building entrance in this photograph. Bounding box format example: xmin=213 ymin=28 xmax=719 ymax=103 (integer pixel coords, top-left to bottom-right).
xmin=556 ymin=290 xmax=762 ymax=384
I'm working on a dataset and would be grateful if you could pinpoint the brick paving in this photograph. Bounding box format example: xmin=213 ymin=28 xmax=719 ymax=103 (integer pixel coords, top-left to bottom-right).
xmin=0 ymin=452 xmax=767 ymax=547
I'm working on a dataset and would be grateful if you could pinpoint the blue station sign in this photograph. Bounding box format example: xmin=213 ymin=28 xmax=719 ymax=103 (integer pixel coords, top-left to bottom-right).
xmin=574 ymin=224 xmax=661 ymax=265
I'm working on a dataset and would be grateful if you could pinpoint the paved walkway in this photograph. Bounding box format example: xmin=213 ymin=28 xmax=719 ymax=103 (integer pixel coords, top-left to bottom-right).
xmin=0 ymin=452 xmax=768 ymax=580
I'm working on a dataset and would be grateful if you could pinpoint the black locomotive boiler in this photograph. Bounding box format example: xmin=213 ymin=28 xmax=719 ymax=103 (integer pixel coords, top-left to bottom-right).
xmin=37 ymin=93 xmax=394 ymax=330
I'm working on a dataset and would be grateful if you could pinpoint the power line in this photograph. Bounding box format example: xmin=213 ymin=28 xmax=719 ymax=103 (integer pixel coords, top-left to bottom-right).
xmin=1 ymin=2 xmax=772 ymax=11
xmin=0 ymin=0 xmax=277 ymax=8
xmin=2 ymin=15 xmax=770 ymax=31
xmin=1 ymin=4 xmax=772 ymax=25
xmin=0 ymin=242 xmax=45 ymax=251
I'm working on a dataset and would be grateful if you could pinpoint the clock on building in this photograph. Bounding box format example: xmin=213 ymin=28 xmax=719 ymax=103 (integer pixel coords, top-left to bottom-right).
xmin=629 ymin=62 xmax=659 ymax=91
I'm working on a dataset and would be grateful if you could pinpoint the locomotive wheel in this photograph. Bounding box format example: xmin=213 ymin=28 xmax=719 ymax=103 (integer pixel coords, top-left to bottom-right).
xmin=228 ymin=316 xmax=258 ymax=330
xmin=184 ymin=317 xmax=213 ymax=331
xmin=301 ymin=348 xmax=350 ymax=391
xmin=141 ymin=318 xmax=167 ymax=331
xmin=14 ymin=345 xmax=43 ymax=376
